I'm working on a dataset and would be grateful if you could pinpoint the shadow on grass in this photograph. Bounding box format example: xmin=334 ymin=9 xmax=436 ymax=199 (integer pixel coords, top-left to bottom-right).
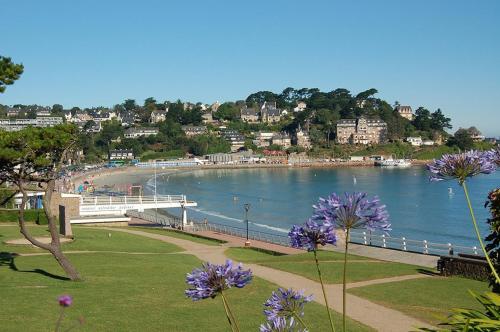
xmin=0 ymin=251 xmax=70 ymax=281
xmin=417 ymin=268 xmax=441 ymax=276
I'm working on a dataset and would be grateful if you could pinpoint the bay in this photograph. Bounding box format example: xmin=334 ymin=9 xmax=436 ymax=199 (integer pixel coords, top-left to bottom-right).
xmin=148 ymin=166 xmax=500 ymax=248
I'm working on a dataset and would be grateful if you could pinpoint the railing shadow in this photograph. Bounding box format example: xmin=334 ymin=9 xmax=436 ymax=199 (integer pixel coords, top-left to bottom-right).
xmin=416 ymin=268 xmax=440 ymax=276
xmin=0 ymin=251 xmax=70 ymax=281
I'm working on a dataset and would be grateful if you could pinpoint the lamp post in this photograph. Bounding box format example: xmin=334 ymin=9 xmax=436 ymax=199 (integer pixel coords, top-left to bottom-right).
xmin=154 ymin=161 xmax=158 ymax=224
xmin=244 ymin=203 xmax=251 ymax=247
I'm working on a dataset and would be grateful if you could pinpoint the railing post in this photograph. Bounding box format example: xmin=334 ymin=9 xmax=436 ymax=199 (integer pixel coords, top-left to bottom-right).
xmin=94 ymin=196 xmax=97 ymax=206
xmin=124 ymin=196 xmax=127 ymax=204
xmin=423 ymin=240 xmax=428 ymax=254
xmin=448 ymin=243 xmax=454 ymax=256
xmin=109 ymin=196 xmax=112 ymax=204
xmin=473 ymin=246 xmax=478 ymax=255
xmin=382 ymin=234 xmax=387 ymax=248
xmin=402 ymin=237 xmax=407 ymax=251
xmin=363 ymin=231 xmax=367 ymax=245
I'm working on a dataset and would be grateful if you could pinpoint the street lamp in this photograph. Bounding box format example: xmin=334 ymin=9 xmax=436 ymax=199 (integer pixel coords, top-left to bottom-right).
xmin=244 ymin=203 xmax=251 ymax=247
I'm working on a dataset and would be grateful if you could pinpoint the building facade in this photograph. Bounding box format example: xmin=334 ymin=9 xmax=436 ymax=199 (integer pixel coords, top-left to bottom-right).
xmin=124 ymin=127 xmax=159 ymax=138
xmin=336 ymin=117 xmax=387 ymax=145
xmin=0 ymin=117 xmax=63 ymax=131
xmin=396 ymin=106 xmax=413 ymax=121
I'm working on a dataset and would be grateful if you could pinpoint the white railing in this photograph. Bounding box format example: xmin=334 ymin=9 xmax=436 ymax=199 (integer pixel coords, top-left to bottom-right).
xmin=348 ymin=230 xmax=479 ymax=256
xmin=80 ymin=195 xmax=187 ymax=206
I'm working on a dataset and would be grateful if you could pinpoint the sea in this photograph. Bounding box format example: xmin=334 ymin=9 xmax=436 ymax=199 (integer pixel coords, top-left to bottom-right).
xmin=146 ymin=166 xmax=500 ymax=248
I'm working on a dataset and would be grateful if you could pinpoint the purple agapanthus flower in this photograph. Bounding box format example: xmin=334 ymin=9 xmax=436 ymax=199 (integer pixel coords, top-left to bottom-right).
xmin=264 ymin=288 xmax=313 ymax=321
xmin=260 ymin=316 xmax=307 ymax=332
xmin=312 ymin=192 xmax=391 ymax=232
xmin=58 ymin=295 xmax=72 ymax=307
xmin=485 ymin=146 xmax=500 ymax=167
xmin=289 ymin=219 xmax=337 ymax=251
xmin=185 ymin=260 xmax=252 ymax=301
xmin=427 ymin=150 xmax=496 ymax=184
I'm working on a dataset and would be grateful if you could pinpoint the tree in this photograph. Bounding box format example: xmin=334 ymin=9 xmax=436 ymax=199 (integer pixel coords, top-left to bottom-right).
xmin=214 ymin=102 xmax=240 ymax=122
xmin=448 ymin=128 xmax=474 ymax=150
xmin=51 ymin=104 xmax=64 ymax=117
xmin=96 ymin=119 xmax=124 ymax=154
xmin=0 ymin=125 xmax=82 ymax=280
xmin=430 ymin=109 xmax=452 ymax=131
xmin=123 ymin=99 xmax=137 ymax=111
xmin=0 ymin=56 xmax=24 ymax=93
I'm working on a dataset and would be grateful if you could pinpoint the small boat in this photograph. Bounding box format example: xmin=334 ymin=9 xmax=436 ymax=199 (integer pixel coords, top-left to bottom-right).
xmin=375 ymin=159 xmax=412 ymax=167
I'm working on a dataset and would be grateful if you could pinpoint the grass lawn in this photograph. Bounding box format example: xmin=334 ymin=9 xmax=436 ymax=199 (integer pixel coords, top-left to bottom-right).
xmin=0 ymin=225 xmax=182 ymax=254
xmin=127 ymin=226 xmax=226 ymax=246
xmin=225 ymin=247 xmax=425 ymax=284
xmin=0 ymin=226 xmax=373 ymax=331
xmin=348 ymin=276 xmax=490 ymax=326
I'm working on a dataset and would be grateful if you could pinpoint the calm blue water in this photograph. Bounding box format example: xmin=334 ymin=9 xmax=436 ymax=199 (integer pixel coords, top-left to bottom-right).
xmin=148 ymin=167 xmax=499 ymax=247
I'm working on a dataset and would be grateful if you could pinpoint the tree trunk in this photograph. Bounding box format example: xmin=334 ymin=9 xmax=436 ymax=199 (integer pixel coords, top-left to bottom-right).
xmin=18 ymin=179 xmax=82 ymax=281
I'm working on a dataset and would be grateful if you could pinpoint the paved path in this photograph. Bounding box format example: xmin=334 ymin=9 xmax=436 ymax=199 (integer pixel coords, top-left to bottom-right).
xmin=102 ymin=227 xmax=434 ymax=332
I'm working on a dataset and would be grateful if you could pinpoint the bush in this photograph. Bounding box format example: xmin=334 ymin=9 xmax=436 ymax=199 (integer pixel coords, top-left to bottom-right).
xmin=0 ymin=209 xmax=48 ymax=224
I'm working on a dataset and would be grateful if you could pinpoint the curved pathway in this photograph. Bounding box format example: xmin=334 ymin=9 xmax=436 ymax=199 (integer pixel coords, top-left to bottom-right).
xmin=101 ymin=227 xmax=434 ymax=332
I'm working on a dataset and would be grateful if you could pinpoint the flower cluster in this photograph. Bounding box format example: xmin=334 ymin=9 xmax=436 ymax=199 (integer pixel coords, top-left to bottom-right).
xmin=289 ymin=219 xmax=336 ymax=251
xmin=185 ymin=260 xmax=252 ymax=301
xmin=263 ymin=288 xmax=313 ymax=321
xmin=58 ymin=295 xmax=72 ymax=307
xmin=427 ymin=150 xmax=496 ymax=184
xmin=260 ymin=317 xmax=307 ymax=332
xmin=486 ymin=146 xmax=500 ymax=167
xmin=312 ymin=192 xmax=390 ymax=232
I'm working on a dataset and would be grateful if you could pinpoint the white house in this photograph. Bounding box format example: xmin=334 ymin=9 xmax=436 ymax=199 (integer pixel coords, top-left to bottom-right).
xmin=406 ymin=137 xmax=423 ymax=146
xmin=124 ymin=127 xmax=159 ymax=138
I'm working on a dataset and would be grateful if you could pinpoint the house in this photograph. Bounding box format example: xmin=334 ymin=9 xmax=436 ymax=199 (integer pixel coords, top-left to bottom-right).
xmin=240 ymin=107 xmax=259 ymax=122
xmin=120 ymin=111 xmax=136 ymax=127
xmin=470 ymin=134 xmax=485 ymax=142
xmin=150 ymin=109 xmax=167 ymax=123
xmin=6 ymin=107 xmax=21 ymax=117
xmin=124 ymin=127 xmax=159 ymax=138
xmin=295 ymin=127 xmax=312 ymax=149
xmin=202 ymin=112 xmax=214 ymax=124
xmin=182 ymin=125 xmax=207 ymax=136
xmin=336 ymin=117 xmax=387 ymax=145
xmin=221 ymin=129 xmax=246 ymax=152
xmin=406 ymin=137 xmax=423 ymax=146
xmin=396 ymin=106 xmax=413 ymax=121
xmin=35 ymin=107 xmax=51 ymax=116
xmin=210 ymin=101 xmax=221 ymax=112
xmin=109 ymin=149 xmax=134 ymax=160
xmin=253 ymin=132 xmax=275 ymax=148
xmin=271 ymin=133 xmax=291 ymax=149
xmin=260 ymin=101 xmax=281 ymax=123
xmin=293 ymin=101 xmax=307 ymax=113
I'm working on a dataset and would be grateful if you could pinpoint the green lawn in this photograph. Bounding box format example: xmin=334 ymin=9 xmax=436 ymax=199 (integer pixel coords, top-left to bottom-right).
xmin=225 ymin=247 xmax=424 ymax=283
xmin=348 ymin=276 xmax=490 ymax=326
xmin=0 ymin=226 xmax=372 ymax=331
xmin=128 ymin=226 xmax=226 ymax=246
xmin=0 ymin=225 xmax=182 ymax=254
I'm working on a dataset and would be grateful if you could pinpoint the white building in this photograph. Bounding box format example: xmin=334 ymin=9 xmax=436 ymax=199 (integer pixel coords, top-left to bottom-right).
xmin=293 ymin=101 xmax=307 ymax=113
xmin=396 ymin=106 xmax=414 ymax=121
xmin=406 ymin=137 xmax=423 ymax=146
xmin=0 ymin=117 xmax=63 ymax=131
xmin=124 ymin=127 xmax=159 ymax=138
xmin=150 ymin=110 xmax=167 ymax=123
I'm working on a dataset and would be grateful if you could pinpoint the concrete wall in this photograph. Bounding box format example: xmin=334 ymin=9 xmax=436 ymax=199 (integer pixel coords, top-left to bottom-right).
xmin=49 ymin=193 xmax=80 ymax=219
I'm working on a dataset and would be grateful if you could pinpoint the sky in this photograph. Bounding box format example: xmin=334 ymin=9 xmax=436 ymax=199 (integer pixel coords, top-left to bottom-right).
xmin=1 ymin=0 xmax=499 ymax=136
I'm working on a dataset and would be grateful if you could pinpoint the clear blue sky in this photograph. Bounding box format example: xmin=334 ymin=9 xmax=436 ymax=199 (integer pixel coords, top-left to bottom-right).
xmin=1 ymin=0 xmax=499 ymax=136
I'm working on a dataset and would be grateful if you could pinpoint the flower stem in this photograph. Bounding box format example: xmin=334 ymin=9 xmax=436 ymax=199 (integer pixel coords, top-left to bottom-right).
xmin=462 ymin=182 xmax=500 ymax=284
xmin=342 ymin=228 xmax=350 ymax=332
xmin=55 ymin=307 xmax=65 ymax=332
xmin=221 ymin=291 xmax=240 ymax=332
xmin=313 ymin=249 xmax=336 ymax=332
xmin=293 ymin=312 xmax=310 ymax=331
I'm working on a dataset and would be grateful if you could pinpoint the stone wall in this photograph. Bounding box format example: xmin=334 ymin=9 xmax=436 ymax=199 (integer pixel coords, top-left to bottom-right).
xmin=49 ymin=193 xmax=80 ymax=219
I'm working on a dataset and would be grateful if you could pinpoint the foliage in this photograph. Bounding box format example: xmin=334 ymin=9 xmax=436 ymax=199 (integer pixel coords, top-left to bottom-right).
xmin=140 ymin=149 xmax=185 ymax=161
xmin=485 ymin=188 xmax=500 ymax=292
xmin=418 ymin=292 xmax=500 ymax=332
xmin=0 ymin=209 xmax=49 ymax=224
xmin=0 ymin=56 xmax=24 ymax=93
xmin=448 ymin=128 xmax=474 ymax=150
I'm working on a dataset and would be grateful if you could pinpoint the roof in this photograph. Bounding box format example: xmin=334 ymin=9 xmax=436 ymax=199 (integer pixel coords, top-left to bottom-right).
xmin=396 ymin=106 xmax=412 ymax=113
xmin=241 ymin=107 xmax=258 ymax=116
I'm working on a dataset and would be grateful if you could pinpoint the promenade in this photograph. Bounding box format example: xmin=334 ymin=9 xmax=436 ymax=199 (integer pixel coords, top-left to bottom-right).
xmin=104 ymin=220 xmax=435 ymax=331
